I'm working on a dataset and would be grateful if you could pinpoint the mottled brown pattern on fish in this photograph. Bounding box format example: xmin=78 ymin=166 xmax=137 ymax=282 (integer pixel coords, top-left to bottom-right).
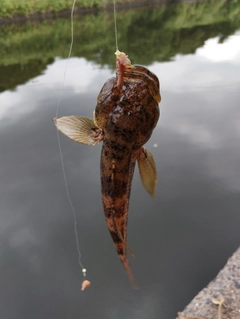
xmin=96 ymin=62 xmax=160 ymax=286
xmin=100 ymin=140 xmax=136 ymax=286
xmin=124 ymin=65 xmax=161 ymax=104
xmin=53 ymin=52 xmax=160 ymax=287
xmin=95 ymin=78 xmax=118 ymax=130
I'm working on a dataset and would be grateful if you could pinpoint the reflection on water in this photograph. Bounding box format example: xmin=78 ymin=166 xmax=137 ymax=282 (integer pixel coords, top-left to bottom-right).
xmin=0 ymin=2 xmax=240 ymax=319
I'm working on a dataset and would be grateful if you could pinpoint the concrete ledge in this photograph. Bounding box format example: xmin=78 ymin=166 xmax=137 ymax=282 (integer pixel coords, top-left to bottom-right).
xmin=176 ymin=247 xmax=240 ymax=319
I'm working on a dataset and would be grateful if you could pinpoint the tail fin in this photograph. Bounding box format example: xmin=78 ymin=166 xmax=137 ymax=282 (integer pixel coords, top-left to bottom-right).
xmin=119 ymin=254 xmax=138 ymax=289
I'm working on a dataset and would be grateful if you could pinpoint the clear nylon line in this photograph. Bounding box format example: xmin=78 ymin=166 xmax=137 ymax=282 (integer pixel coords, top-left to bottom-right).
xmin=55 ymin=0 xmax=86 ymax=277
xmin=113 ymin=0 xmax=119 ymax=50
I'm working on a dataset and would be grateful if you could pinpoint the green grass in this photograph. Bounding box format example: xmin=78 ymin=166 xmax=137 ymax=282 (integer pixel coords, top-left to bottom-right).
xmin=0 ymin=0 xmax=136 ymax=18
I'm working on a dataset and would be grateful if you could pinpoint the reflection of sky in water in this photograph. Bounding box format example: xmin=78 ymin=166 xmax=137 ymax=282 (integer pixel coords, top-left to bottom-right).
xmin=0 ymin=31 xmax=240 ymax=319
xmin=197 ymin=31 xmax=240 ymax=62
xmin=1 ymin=31 xmax=240 ymax=118
xmin=1 ymin=31 xmax=239 ymax=189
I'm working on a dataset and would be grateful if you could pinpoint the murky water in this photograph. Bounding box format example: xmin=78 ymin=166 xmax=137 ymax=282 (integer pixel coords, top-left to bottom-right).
xmin=0 ymin=3 xmax=240 ymax=319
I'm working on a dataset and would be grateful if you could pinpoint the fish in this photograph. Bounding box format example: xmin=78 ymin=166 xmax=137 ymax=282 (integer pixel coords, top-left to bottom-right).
xmin=53 ymin=50 xmax=161 ymax=287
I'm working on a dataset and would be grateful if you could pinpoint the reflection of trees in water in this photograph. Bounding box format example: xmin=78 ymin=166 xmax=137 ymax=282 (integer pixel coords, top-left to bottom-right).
xmin=127 ymin=21 xmax=238 ymax=63
xmin=0 ymin=59 xmax=54 ymax=93
xmin=0 ymin=0 xmax=239 ymax=91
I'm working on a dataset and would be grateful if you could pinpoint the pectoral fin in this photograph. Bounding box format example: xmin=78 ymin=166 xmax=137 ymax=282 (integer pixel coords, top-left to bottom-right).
xmin=137 ymin=147 xmax=157 ymax=198
xmin=52 ymin=116 xmax=103 ymax=145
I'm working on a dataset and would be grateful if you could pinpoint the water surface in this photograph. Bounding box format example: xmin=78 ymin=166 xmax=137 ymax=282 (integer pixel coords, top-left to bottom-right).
xmin=0 ymin=3 xmax=240 ymax=319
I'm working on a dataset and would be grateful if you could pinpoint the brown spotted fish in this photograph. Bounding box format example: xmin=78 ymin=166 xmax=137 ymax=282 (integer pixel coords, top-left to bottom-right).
xmin=53 ymin=50 xmax=161 ymax=287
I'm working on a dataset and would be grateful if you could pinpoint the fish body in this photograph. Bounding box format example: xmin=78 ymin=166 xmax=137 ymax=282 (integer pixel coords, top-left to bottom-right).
xmin=53 ymin=51 xmax=161 ymax=286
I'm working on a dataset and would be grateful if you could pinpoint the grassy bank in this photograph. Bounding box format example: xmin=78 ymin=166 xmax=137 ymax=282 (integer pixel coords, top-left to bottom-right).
xmin=0 ymin=0 xmax=138 ymax=18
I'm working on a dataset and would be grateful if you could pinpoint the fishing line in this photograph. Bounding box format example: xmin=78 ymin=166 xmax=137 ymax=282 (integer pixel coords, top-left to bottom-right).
xmin=113 ymin=0 xmax=119 ymax=50
xmin=55 ymin=0 xmax=119 ymax=283
xmin=55 ymin=0 xmax=87 ymax=280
